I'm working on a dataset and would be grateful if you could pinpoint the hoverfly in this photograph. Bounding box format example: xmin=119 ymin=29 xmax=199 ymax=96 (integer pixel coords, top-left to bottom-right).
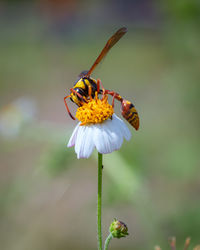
xmin=64 ymin=27 xmax=139 ymax=130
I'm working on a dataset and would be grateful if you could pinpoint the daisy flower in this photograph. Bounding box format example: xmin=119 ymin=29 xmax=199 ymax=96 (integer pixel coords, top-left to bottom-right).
xmin=67 ymin=93 xmax=131 ymax=159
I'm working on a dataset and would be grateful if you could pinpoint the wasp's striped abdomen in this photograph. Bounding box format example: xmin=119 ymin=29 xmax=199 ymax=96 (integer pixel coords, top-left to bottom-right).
xmin=121 ymin=100 xmax=139 ymax=130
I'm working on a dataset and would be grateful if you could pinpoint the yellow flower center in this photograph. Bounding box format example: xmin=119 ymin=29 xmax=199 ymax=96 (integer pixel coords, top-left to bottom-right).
xmin=76 ymin=93 xmax=114 ymax=126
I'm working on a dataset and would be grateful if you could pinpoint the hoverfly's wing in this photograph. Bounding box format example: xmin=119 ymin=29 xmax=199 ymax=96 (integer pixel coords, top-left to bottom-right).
xmin=85 ymin=27 xmax=127 ymax=77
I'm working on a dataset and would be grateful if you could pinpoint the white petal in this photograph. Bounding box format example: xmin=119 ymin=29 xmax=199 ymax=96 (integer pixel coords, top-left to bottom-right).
xmin=67 ymin=113 xmax=132 ymax=158
xmin=93 ymin=118 xmax=123 ymax=154
xmin=67 ymin=122 xmax=81 ymax=147
xmin=75 ymin=125 xmax=95 ymax=159
xmin=107 ymin=117 xmax=124 ymax=149
xmin=75 ymin=125 xmax=86 ymax=158
xmin=112 ymin=114 xmax=131 ymax=141
xmin=93 ymin=123 xmax=112 ymax=154
xmin=106 ymin=118 xmax=123 ymax=150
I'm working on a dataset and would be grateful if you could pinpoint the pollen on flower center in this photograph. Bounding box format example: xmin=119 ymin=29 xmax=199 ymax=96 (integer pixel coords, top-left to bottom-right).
xmin=76 ymin=93 xmax=114 ymax=125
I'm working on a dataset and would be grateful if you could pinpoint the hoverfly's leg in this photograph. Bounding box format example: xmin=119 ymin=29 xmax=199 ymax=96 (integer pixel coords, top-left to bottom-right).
xmin=70 ymin=88 xmax=87 ymax=103
xmin=64 ymin=95 xmax=76 ymax=120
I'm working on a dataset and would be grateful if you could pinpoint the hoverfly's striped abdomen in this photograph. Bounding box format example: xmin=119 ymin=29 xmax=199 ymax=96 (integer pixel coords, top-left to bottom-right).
xmin=121 ymin=100 xmax=139 ymax=130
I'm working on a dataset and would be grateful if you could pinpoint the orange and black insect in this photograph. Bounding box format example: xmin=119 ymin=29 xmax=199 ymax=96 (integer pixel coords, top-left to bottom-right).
xmin=64 ymin=27 xmax=139 ymax=130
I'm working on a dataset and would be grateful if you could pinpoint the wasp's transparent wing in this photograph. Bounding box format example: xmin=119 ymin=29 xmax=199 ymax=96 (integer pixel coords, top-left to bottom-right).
xmin=85 ymin=27 xmax=127 ymax=77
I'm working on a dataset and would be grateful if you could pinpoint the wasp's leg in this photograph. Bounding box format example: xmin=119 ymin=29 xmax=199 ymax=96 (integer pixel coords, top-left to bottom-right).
xmin=105 ymin=90 xmax=123 ymax=102
xmin=88 ymin=85 xmax=92 ymax=101
xmin=112 ymin=93 xmax=118 ymax=107
xmin=96 ymin=78 xmax=104 ymax=94
xmin=96 ymin=79 xmax=106 ymax=100
xmin=64 ymin=95 xmax=76 ymax=120
xmin=70 ymin=88 xmax=87 ymax=103
xmin=97 ymin=79 xmax=100 ymax=93
xmin=104 ymin=90 xmax=123 ymax=107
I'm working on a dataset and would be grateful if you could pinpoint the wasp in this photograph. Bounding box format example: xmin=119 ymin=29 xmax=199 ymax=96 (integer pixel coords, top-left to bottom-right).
xmin=64 ymin=27 xmax=139 ymax=130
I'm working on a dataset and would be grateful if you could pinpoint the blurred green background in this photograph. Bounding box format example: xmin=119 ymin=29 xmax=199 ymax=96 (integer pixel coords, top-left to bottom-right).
xmin=0 ymin=0 xmax=200 ymax=249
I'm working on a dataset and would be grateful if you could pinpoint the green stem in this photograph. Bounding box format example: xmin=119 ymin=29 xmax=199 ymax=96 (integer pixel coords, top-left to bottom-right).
xmin=104 ymin=233 xmax=113 ymax=250
xmin=97 ymin=153 xmax=103 ymax=250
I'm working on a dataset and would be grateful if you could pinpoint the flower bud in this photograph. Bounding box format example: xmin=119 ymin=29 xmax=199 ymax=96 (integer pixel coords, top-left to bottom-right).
xmin=109 ymin=219 xmax=129 ymax=238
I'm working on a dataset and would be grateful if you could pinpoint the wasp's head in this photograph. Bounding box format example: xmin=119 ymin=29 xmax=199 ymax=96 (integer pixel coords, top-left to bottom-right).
xmin=70 ymin=86 xmax=86 ymax=106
